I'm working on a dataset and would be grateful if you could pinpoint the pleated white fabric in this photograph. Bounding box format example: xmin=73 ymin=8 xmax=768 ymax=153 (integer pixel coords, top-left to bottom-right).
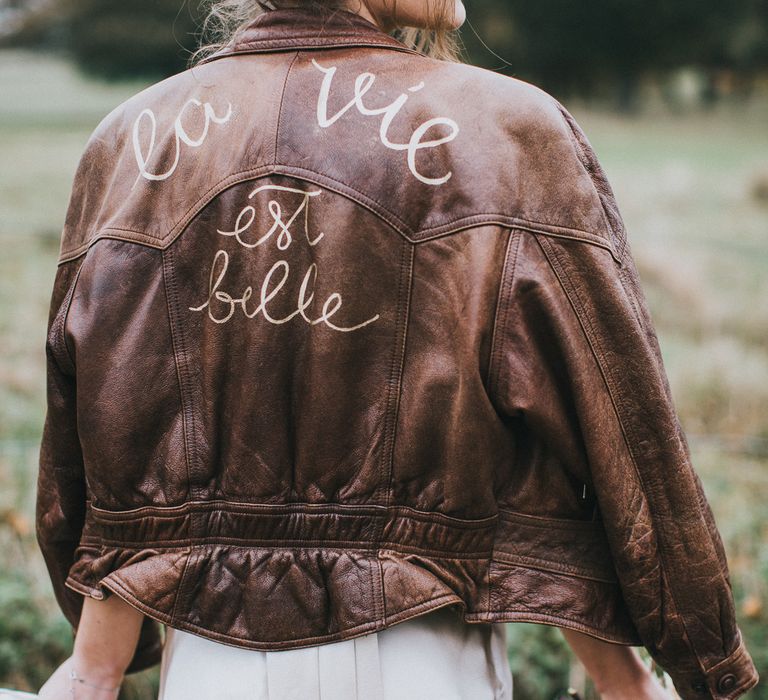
xmin=157 ymin=604 xmax=513 ymax=699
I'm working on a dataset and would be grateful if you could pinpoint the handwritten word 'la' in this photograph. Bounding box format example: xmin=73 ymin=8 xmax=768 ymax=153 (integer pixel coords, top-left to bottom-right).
xmin=312 ymin=58 xmax=459 ymax=186
xmin=132 ymin=97 xmax=232 ymax=185
xmin=188 ymin=185 xmax=380 ymax=333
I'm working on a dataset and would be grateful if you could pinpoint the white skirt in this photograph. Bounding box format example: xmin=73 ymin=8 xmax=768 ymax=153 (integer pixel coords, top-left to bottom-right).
xmin=157 ymin=604 xmax=514 ymax=699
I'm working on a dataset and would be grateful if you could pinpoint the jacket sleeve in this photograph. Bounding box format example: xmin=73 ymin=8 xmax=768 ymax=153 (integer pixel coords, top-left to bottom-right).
xmin=488 ymin=102 xmax=759 ymax=700
xmin=35 ymin=256 xmax=164 ymax=675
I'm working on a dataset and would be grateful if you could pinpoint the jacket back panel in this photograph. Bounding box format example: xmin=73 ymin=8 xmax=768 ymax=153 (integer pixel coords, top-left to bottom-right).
xmin=34 ymin=13 xmax=761 ymax=695
xmin=46 ymin=42 xmax=639 ymax=652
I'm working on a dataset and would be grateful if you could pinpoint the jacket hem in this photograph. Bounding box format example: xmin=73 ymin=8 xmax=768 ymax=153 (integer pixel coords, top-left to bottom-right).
xmin=65 ymin=568 xmax=641 ymax=648
xmin=99 ymin=575 xmax=469 ymax=649
xmin=63 ymin=552 xmax=642 ymax=650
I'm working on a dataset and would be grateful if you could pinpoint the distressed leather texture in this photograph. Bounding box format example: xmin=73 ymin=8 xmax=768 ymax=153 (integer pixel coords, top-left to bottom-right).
xmin=35 ymin=6 xmax=759 ymax=698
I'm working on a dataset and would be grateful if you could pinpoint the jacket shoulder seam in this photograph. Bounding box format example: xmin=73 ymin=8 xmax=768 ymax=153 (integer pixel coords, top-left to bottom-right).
xmin=552 ymin=99 xmax=627 ymax=263
xmin=57 ymin=166 xmax=625 ymax=262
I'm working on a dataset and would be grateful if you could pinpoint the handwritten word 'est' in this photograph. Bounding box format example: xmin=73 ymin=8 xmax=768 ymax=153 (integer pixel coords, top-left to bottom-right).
xmin=188 ymin=185 xmax=380 ymax=333
xmin=132 ymin=97 xmax=232 ymax=185
xmin=312 ymin=58 xmax=459 ymax=186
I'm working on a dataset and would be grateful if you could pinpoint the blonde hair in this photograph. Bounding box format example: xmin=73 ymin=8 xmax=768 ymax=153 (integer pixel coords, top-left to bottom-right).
xmin=188 ymin=0 xmax=467 ymax=66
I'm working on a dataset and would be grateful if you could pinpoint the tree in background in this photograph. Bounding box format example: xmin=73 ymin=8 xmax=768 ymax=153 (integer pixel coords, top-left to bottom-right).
xmin=460 ymin=0 xmax=768 ymax=110
xmin=1 ymin=0 xmax=767 ymax=103
xmin=0 ymin=0 xmax=207 ymax=80
xmin=62 ymin=0 xmax=206 ymax=79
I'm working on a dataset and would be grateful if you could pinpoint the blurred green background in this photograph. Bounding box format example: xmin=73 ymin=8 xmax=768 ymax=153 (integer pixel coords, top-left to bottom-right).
xmin=0 ymin=1 xmax=766 ymax=698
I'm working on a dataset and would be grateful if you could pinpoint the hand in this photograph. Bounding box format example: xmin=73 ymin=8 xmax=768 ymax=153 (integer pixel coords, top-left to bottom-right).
xmin=37 ymin=655 xmax=123 ymax=700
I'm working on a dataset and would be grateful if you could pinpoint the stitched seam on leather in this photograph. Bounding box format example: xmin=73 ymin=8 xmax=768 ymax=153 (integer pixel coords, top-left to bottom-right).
xmin=50 ymin=257 xmax=86 ymax=375
xmin=161 ymin=165 xmax=275 ymax=245
xmin=80 ymin=226 xmax=160 ymax=243
xmin=704 ymin=628 xmax=748 ymax=674
xmin=485 ymin=228 xmax=512 ymax=398
xmin=274 ymin=50 xmax=300 ymax=166
xmin=98 ymin=573 xmax=642 ymax=649
xmin=383 ymin=242 xmax=414 ymax=510
xmin=487 ymin=229 xmax=522 ymax=401
xmin=479 ymin=608 xmax=640 ymax=645
xmin=157 ymin=163 xmax=619 ymax=250
xmin=226 ymin=34 xmax=415 ymax=49
xmin=413 ymin=215 xmax=611 ymax=245
xmin=701 ymin=629 xmax=759 ymax=692
xmin=497 ymin=508 xmax=604 ymax=532
xmin=169 ymin=550 xmax=192 ymax=623
xmin=160 ymin=248 xmax=197 ymax=622
xmin=64 ymin=576 xmax=101 ymax=598
xmin=553 ymin=100 xmax=626 ymax=264
xmin=617 ymin=262 xmax=646 ymax=331
xmin=495 ymin=509 xmax=616 ymax=581
xmin=267 ymin=166 xmax=413 ymax=234
xmin=382 ymin=244 xmax=410 ymax=619
xmin=156 ymin=164 xmax=412 ymax=253
xmin=81 ymin=535 xmax=493 ymax=550
xmin=58 ymin=229 xmax=166 ymax=263
xmin=491 ymin=553 xmax=617 ymax=584
xmin=210 ymin=37 xmax=407 ymax=51
xmin=87 ymin=500 xmax=499 ymax=525
xmin=198 ymin=39 xmax=422 ymax=65
xmin=384 ymin=597 xmax=464 ymax=624
xmin=164 ymin=248 xmax=207 ymax=548
xmin=558 ymin=108 xmax=616 ymax=250
xmin=202 ymin=37 xmax=416 ymax=53
xmin=97 ymin=578 xmax=175 ymax=633
xmin=101 ymin=575 xmax=445 ymax=648
xmin=375 ymin=241 xmax=407 ymax=507
xmin=56 ymin=176 xmax=622 ymax=264
xmin=169 ymin=250 xmax=200 ymax=504
xmin=81 ymin=539 xmax=490 ymax=558
xmin=371 ymin=240 xmax=412 ymax=622
xmin=161 ymin=248 xmax=194 ymax=502
xmin=536 ymin=234 xmax=702 ymax=673
xmin=372 ymin=547 xmax=384 ymax=623
xmin=58 ymin=213 xmax=619 ymax=265
xmin=486 ymin=556 xmax=493 ymax=617
xmin=378 ymin=542 xmax=489 ymax=558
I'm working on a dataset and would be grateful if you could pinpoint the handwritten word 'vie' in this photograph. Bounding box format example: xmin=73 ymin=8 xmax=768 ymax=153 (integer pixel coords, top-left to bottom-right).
xmin=312 ymin=58 xmax=459 ymax=186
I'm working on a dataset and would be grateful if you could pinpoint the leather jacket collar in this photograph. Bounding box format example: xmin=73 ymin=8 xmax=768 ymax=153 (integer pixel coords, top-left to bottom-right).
xmin=196 ymin=5 xmax=423 ymax=64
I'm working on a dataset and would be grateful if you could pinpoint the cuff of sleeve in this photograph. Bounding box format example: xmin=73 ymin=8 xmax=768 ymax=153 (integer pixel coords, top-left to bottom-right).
xmin=124 ymin=617 xmax=165 ymax=675
xmin=674 ymin=631 xmax=760 ymax=700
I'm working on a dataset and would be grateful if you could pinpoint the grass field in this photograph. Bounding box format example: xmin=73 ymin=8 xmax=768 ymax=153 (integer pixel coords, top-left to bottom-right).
xmin=0 ymin=48 xmax=766 ymax=698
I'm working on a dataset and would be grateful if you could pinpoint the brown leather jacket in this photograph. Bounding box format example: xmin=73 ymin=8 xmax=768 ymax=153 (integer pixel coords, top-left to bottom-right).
xmin=35 ymin=5 xmax=759 ymax=698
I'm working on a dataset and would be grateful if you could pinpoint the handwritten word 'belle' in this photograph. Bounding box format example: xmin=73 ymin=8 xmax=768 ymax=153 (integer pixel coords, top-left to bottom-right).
xmin=312 ymin=58 xmax=459 ymax=186
xmin=132 ymin=97 xmax=232 ymax=185
xmin=188 ymin=185 xmax=381 ymax=333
